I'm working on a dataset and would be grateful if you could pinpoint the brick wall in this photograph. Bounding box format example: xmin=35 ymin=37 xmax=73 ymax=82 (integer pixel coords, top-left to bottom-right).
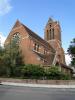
xmin=0 ymin=78 xmax=75 ymax=85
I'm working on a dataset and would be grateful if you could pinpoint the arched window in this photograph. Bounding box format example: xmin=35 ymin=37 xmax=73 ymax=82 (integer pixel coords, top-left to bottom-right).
xmin=49 ymin=29 xmax=54 ymax=40
xmin=47 ymin=30 xmax=49 ymax=40
xmin=12 ymin=32 xmax=21 ymax=44
xmin=52 ymin=28 xmax=54 ymax=39
xmin=34 ymin=43 xmax=36 ymax=50
xmin=37 ymin=44 xmax=39 ymax=51
xmin=50 ymin=29 xmax=51 ymax=39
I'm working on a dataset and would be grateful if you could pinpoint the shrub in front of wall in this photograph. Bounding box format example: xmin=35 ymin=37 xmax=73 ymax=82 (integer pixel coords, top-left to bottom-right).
xmin=21 ymin=64 xmax=45 ymax=79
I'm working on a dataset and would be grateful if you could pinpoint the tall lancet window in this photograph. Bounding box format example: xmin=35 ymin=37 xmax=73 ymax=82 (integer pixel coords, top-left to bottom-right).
xmin=52 ymin=28 xmax=54 ymax=39
xmin=49 ymin=28 xmax=54 ymax=40
xmin=50 ymin=29 xmax=51 ymax=40
xmin=47 ymin=30 xmax=49 ymax=40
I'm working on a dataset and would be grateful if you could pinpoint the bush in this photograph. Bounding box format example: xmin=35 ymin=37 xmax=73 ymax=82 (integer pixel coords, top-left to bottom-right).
xmin=45 ymin=66 xmax=71 ymax=80
xmin=0 ymin=64 xmax=71 ymax=80
xmin=0 ymin=66 xmax=7 ymax=76
xmin=21 ymin=64 xmax=45 ymax=79
xmin=60 ymin=73 xmax=71 ymax=80
xmin=45 ymin=66 xmax=60 ymax=79
xmin=11 ymin=66 xmax=23 ymax=77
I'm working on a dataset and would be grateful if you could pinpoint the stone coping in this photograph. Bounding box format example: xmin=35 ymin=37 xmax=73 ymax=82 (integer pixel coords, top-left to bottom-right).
xmin=0 ymin=78 xmax=75 ymax=85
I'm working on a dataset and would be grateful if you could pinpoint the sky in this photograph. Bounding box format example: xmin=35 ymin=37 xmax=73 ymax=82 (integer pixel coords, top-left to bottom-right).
xmin=0 ymin=0 xmax=75 ymax=65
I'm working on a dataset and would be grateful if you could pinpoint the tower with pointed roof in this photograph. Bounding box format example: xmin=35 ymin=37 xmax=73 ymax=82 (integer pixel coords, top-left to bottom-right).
xmin=44 ymin=18 xmax=65 ymax=64
xmin=44 ymin=18 xmax=61 ymax=43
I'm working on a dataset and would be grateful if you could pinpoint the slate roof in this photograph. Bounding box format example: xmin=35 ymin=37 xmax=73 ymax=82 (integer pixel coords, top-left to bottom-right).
xmin=56 ymin=62 xmax=73 ymax=71
xmin=22 ymin=23 xmax=55 ymax=52
xmin=10 ymin=20 xmax=55 ymax=53
xmin=33 ymin=50 xmax=55 ymax=65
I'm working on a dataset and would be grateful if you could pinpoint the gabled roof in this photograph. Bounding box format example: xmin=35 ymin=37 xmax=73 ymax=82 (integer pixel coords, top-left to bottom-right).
xmin=33 ymin=50 xmax=55 ymax=65
xmin=22 ymin=23 xmax=55 ymax=52
xmin=10 ymin=20 xmax=55 ymax=53
xmin=12 ymin=20 xmax=22 ymax=29
xmin=56 ymin=62 xmax=73 ymax=71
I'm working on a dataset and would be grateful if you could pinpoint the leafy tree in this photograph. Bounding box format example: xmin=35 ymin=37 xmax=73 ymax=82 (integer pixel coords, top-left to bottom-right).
xmin=0 ymin=35 xmax=24 ymax=77
xmin=0 ymin=46 xmax=4 ymax=65
xmin=5 ymin=36 xmax=24 ymax=76
xmin=67 ymin=38 xmax=75 ymax=67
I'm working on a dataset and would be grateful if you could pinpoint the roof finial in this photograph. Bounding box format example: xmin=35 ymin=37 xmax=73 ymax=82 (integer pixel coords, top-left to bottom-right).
xmin=48 ymin=17 xmax=53 ymax=23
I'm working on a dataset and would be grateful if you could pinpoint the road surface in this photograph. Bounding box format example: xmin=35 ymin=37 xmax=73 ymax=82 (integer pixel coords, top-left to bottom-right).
xmin=0 ymin=85 xmax=75 ymax=100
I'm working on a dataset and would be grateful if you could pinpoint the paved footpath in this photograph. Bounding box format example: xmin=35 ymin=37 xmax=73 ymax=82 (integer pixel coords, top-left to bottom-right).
xmin=1 ymin=82 xmax=75 ymax=88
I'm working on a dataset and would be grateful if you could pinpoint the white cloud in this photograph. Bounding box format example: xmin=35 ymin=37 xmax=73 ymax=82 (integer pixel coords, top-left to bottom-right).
xmin=65 ymin=54 xmax=71 ymax=65
xmin=0 ymin=33 xmax=6 ymax=46
xmin=0 ymin=0 xmax=12 ymax=15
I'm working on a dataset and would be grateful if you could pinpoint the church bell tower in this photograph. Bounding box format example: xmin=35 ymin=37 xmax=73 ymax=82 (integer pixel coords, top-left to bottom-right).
xmin=44 ymin=18 xmax=65 ymax=64
xmin=44 ymin=18 xmax=61 ymax=45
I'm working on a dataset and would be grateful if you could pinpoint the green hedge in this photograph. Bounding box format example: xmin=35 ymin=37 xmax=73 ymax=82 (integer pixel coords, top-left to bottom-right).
xmin=0 ymin=64 xmax=71 ymax=80
xmin=21 ymin=64 xmax=45 ymax=79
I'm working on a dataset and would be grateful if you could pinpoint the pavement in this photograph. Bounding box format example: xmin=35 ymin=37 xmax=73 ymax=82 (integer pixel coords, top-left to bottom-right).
xmin=1 ymin=82 xmax=75 ymax=88
xmin=0 ymin=85 xmax=75 ymax=100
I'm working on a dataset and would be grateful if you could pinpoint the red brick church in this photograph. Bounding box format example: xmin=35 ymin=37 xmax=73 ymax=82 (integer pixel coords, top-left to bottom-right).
xmin=4 ymin=18 xmax=73 ymax=75
xmin=5 ymin=18 xmax=65 ymax=66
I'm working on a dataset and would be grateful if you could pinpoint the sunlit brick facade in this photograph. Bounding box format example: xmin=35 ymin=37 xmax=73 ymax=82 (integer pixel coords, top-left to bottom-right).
xmin=5 ymin=18 xmax=65 ymax=66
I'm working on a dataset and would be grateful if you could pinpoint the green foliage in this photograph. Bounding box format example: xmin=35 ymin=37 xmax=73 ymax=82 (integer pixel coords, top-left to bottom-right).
xmin=0 ymin=37 xmax=71 ymax=80
xmin=67 ymin=38 xmax=75 ymax=67
xmin=45 ymin=66 xmax=61 ymax=79
xmin=11 ymin=66 xmax=22 ymax=77
xmin=21 ymin=64 xmax=45 ymax=79
xmin=0 ymin=36 xmax=24 ymax=77
xmin=60 ymin=73 xmax=71 ymax=80
xmin=5 ymin=39 xmax=23 ymax=67
xmin=45 ymin=66 xmax=71 ymax=80
xmin=0 ymin=60 xmax=71 ymax=79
